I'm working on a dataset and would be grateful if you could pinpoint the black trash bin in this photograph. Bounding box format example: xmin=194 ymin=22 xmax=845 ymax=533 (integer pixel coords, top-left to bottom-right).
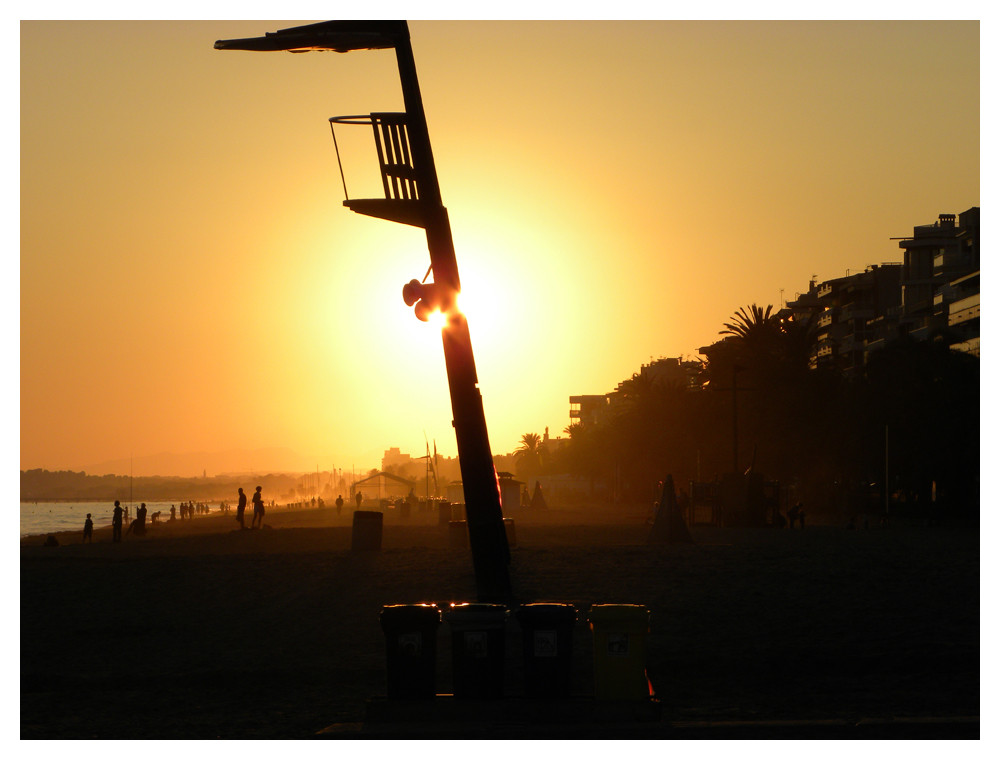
xmin=443 ymin=603 xmax=508 ymax=698
xmin=379 ymin=604 xmax=442 ymax=699
xmin=516 ymin=603 xmax=577 ymax=697
xmin=448 ymin=520 xmax=468 ymax=549
xmin=352 ymin=510 xmax=383 ymax=551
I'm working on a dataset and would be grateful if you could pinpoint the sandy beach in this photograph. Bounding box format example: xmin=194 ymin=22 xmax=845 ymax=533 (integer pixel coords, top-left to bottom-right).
xmin=20 ymin=504 xmax=979 ymax=738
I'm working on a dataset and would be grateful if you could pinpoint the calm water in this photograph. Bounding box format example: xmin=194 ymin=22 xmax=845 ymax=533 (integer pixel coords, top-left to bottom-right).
xmin=20 ymin=501 xmax=219 ymax=539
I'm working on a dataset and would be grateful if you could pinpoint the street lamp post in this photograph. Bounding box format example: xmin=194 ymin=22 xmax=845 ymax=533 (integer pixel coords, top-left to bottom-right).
xmin=216 ymin=21 xmax=512 ymax=603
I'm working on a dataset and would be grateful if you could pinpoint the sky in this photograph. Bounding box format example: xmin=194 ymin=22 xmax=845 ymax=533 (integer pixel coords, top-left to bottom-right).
xmin=18 ymin=11 xmax=980 ymax=477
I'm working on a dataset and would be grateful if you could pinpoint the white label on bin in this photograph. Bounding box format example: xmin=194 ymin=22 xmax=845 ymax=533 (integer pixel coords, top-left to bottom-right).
xmin=464 ymin=631 xmax=488 ymax=657
xmin=607 ymin=633 xmax=629 ymax=657
xmin=398 ymin=632 xmax=422 ymax=656
xmin=534 ymin=630 xmax=558 ymax=657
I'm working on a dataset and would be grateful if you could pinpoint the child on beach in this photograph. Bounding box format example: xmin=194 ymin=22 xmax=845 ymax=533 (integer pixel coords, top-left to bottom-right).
xmin=83 ymin=513 xmax=93 ymax=543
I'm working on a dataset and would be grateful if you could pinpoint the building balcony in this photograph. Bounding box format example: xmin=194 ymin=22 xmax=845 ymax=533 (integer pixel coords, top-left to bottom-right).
xmin=949 ymin=294 xmax=980 ymax=326
xmin=841 ymin=305 xmax=874 ymax=321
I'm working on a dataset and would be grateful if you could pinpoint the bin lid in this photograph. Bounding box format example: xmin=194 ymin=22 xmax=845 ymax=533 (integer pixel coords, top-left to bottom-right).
xmin=515 ymin=603 xmax=577 ymax=625
xmin=587 ymin=604 xmax=649 ymax=625
xmin=379 ymin=603 xmax=441 ymax=630
xmin=443 ymin=603 xmax=508 ymax=625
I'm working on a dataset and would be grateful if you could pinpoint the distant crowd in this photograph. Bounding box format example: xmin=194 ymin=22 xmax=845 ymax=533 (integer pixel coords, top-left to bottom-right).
xmin=83 ymin=486 xmax=279 ymax=543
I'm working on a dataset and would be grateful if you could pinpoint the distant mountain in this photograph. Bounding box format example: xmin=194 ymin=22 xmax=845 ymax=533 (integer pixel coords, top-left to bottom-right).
xmin=82 ymin=447 xmax=321 ymax=478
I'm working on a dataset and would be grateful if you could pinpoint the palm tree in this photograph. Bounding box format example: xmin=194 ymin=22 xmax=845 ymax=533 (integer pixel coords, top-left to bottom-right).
xmin=515 ymin=433 xmax=544 ymax=485
xmin=719 ymin=302 xmax=816 ymax=374
xmin=516 ymin=433 xmax=543 ymax=462
xmin=720 ymin=303 xmax=780 ymax=345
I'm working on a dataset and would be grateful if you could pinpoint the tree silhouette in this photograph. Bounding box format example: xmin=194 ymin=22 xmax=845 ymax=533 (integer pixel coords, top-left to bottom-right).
xmin=720 ymin=303 xmax=778 ymax=341
xmin=515 ymin=432 xmax=544 ymax=485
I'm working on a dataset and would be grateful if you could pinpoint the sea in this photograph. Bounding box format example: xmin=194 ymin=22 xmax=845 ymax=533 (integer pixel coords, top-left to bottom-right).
xmin=20 ymin=501 xmax=210 ymax=539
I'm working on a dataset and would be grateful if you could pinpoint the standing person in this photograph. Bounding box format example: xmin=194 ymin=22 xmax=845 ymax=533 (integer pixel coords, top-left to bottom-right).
xmin=169 ymin=504 xmax=176 ymax=522
xmin=112 ymin=500 xmax=124 ymax=543
xmin=136 ymin=503 xmax=148 ymax=536
xmin=335 ymin=495 xmax=344 ymax=516
xmin=787 ymin=504 xmax=799 ymax=529
xmin=355 ymin=491 xmax=363 ymax=509
xmin=83 ymin=513 xmax=93 ymax=543
xmin=251 ymin=486 xmax=265 ymax=528
xmin=236 ymin=487 xmax=247 ymax=530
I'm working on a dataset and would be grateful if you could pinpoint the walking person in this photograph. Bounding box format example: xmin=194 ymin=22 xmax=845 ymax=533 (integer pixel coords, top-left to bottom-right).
xmin=251 ymin=486 xmax=265 ymax=528
xmin=112 ymin=500 xmax=124 ymax=543
xmin=236 ymin=487 xmax=247 ymax=530
xmin=83 ymin=513 xmax=93 ymax=543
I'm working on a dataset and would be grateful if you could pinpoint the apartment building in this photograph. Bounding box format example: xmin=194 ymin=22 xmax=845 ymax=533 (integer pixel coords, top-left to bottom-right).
xmin=785 ymin=207 xmax=979 ymax=370
xmin=569 ymin=356 xmax=701 ymax=426
xmin=785 ymin=264 xmax=903 ymax=373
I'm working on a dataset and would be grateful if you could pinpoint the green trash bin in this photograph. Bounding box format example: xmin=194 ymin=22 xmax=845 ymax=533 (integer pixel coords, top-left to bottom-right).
xmin=352 ymin=510 xmax=383 ymax=551
xmin=444 ymin=603 xmax=508 ymax=698
xmin=516 ymin=603 xmax=577 ymax=697
xmin=588 ymin=604 xmax=651 ymax=700
xmin=379 ymin=604 xmax=442 ymax=699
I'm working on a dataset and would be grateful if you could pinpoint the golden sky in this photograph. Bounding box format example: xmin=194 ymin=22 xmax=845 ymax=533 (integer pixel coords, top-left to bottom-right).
xmin=19 ymin=18 xmax=980 ymax=476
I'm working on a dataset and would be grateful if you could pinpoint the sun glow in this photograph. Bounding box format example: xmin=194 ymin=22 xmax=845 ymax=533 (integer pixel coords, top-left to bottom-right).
xmin=426 ymin=307 xmax=450 ymax=331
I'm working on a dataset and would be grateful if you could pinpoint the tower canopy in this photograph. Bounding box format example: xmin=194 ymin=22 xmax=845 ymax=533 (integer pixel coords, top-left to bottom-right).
xmin=214 ymin=20 xmax=406 ymax=53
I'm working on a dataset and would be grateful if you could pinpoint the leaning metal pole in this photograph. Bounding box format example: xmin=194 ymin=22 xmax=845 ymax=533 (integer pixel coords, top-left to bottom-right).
xmin=392 ymin=30 xmax=511 ymax=603
xmin=215 ymin=21 xmax=512 ymax=603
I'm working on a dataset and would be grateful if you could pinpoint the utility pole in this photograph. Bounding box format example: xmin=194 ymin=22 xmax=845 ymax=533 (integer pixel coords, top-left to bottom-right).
xmin=216 ymin=21 xmax=511 ymax=602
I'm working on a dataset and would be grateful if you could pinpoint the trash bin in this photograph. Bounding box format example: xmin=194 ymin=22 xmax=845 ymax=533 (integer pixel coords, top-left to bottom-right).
xmin=503 ymin=518 xmax=517 ymax=548
xmin=444 ymin=603 xmax=508 ymax=698
xmin=516 ymin=603 xmax=576 ymax=697
xmin=448 ymin=520 xmax=468 ymax=549
xmin=352 ymin=510 xmax=383 ymax=551
xmin=588 ymin=604 xmax=651 ymax=700
xmin=379 ymin=604 xmax=442 ymax=699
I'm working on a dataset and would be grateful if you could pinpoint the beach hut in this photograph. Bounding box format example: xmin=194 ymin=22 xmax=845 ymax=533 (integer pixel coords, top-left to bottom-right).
xmin=351 ymin=471 xmax=417 ymax=507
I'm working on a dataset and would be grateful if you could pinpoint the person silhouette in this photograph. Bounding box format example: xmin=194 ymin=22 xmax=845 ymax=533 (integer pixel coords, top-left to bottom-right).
xmin=83 ymin=513 xmax=93 ymax=543
xmin=251 ymin=486 xmax=264 ymax=528
xmin=236 ymin=487 xmax=247 ymax=530
xmin=136 ymin=503 xmax=148 ymax=537
xmin=112 ymin=500 xmax=123 ymax=543
xmin=170 ymin=504 xmax=176 ymax=522
xmin=335 ymin=495 xmax=344 ymax=516
xmin=355 ymin=491 xmax=363 ymax=509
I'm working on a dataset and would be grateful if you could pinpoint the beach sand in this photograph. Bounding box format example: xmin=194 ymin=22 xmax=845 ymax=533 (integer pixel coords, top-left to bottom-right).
xmin=21 ymin=504 xmax=979 ymax=738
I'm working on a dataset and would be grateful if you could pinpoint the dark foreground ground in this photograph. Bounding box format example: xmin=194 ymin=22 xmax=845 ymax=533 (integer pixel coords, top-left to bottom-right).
xmin=21 ymin=505 xmax=979 ymax=738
